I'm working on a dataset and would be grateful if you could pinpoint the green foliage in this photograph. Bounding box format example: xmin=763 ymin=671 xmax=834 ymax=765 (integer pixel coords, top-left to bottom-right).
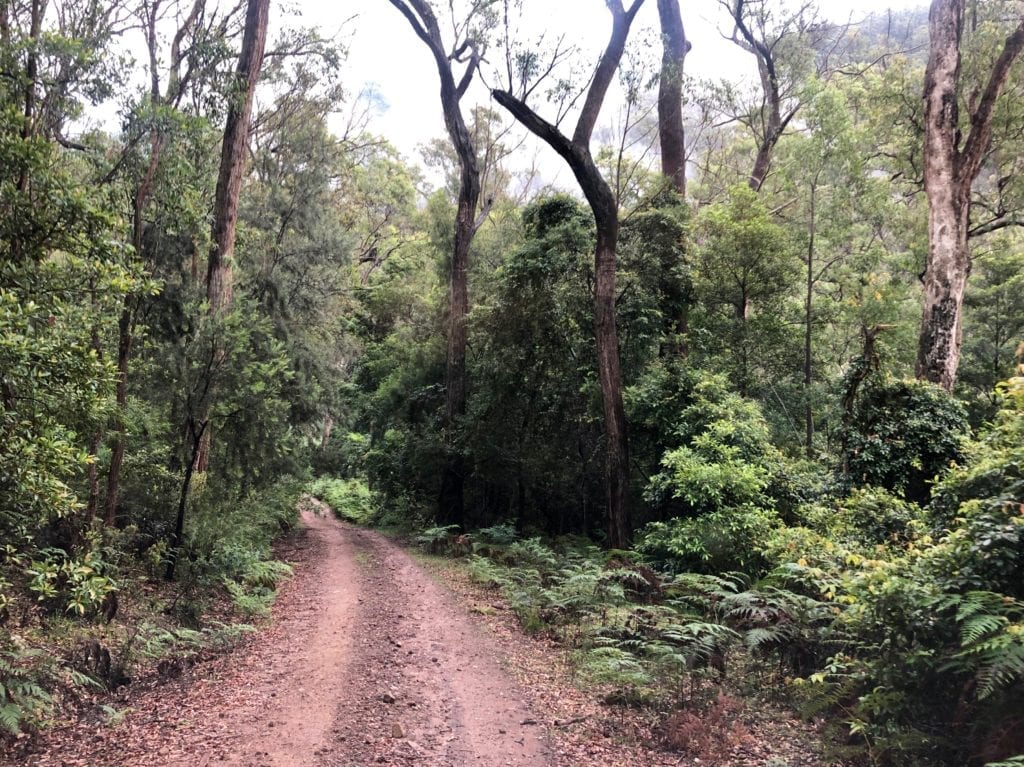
xmin=959 ymin=248 xmax=1024 ymax=425
xmin=638 ymin=375 xmax=789 ymax=575
xmin=0 ymin=644 xmax=52 ymax=735
xmin=833 ymin=487 xmax=923 ymax=547
xmin=25 ymin=545 xmax=118 ymax=617
xmin=176 ymin=479 xmax=299 ymax=589
xmin=637 ymin=507 xmax=779 ymax=576
xmin=308 ymin=477 xmax=379 ymax=524
xmin=842 ymin=376 xmax=970 ymax=504
xmin=414 ymin=524 xmax=462 ymax=554
xmin=689 ymin=185 xmax=800 ymax=397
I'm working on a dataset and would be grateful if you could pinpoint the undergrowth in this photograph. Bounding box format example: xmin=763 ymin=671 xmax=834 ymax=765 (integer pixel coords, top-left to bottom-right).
xmin=0 ymin=478 xmax=301 ymax=742
xmin=308 ymin=477 xmax=379 ymax=524
xmin=410 ymin=372 xmax=1024 ymax=767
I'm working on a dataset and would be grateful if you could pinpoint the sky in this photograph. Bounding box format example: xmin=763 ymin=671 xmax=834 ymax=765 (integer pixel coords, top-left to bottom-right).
xmin=288 ymin=0 xmax=928 ymax=190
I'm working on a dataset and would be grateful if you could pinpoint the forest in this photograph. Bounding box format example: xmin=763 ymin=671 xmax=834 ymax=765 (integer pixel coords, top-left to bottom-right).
xmin=1 ymin=0 xmax=1023 ymax=764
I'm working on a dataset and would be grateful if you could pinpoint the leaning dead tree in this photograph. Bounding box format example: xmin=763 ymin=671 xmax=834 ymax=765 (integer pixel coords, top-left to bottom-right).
xmin=493 ymin=0 xmax=647 ymax=548
xmin=388 ymin=0 xmax=492 ymax=528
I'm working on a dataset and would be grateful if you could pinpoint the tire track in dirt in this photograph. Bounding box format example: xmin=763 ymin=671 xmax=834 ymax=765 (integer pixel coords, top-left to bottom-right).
xmin=11 ymin=503 xmax=552 ymax=767
xmin=331 ymin=524 xmax=552 ymax=766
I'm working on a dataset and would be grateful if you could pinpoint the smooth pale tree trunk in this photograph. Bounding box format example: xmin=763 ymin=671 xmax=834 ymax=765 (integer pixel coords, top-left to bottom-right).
xmin=493 ymin=0 xmax=645 ymax=549
xmin=388 ymin=0 xmax=485 ymax=528
xmin=194 ymin=0 xmax=270 ymax=472
xmin=917 ymin=0 xmax=1024 ymax=391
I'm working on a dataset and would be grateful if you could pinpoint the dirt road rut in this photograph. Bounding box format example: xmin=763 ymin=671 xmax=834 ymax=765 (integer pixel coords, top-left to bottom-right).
xmin=18 ymin=506 xmax=552 ymax=767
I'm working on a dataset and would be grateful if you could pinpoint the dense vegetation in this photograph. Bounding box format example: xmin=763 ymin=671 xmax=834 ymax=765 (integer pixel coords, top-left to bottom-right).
xmin=2 ymin=0 xmax=1024 ymax=765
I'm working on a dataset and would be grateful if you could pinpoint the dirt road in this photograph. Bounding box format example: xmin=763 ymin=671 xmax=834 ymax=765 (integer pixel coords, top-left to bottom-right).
xmin=19 ymin=505 xmax=552 ymax=767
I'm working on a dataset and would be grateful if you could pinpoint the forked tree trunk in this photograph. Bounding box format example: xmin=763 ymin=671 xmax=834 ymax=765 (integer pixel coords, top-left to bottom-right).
xmin=917 ymin=0 xmax=1024 ymax=391
xmin=388 ymin=0 xmax=485 ymax=528
xmin=194 ymin=0 xmax=270 ymax=472
xmin=494 ymin=0 xmax=645 ymax=549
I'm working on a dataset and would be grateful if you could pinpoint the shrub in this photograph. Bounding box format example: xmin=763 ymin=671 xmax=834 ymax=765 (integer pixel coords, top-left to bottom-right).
xmin=841 ymin=376 xmax=969 ymax=504
xmin=637 ymin=505 xmax=781 ymax=576
xmin=308 ymin=476 xmax=378 ymax=524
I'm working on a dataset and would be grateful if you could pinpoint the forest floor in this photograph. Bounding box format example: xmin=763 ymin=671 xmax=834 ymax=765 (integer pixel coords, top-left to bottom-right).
xmin=5 ymin=501 xmax=837 ymax=767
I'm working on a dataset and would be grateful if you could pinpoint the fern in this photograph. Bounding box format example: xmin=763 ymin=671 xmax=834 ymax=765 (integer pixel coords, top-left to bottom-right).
xmin=936 ymin=591 xmax=1024 ymax=699
xmin=413 ymin=524 xmax=460 ymax=553
xmin=0 ymin=646 xmax=53 ymax=735
xmin=466 ymin=555 xmax=510 ymax=588
xmin=579 ymin=646 xmax=651 ymax=687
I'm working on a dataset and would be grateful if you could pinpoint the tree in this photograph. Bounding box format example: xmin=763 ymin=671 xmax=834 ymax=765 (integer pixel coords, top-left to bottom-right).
xmin=193 ymin=0 xmax=270 ymax=472
xmin=493 ymin=0 xmax=647 ymax=548
xmin=388 ymin=0 xmax=493 ymax=527
xmin=958 ymin=244 xmax=1024 ymax=422
xmin=0 ymin=0 xmax=138 ymax=550
xmin=917 ymin=0 xmax=1024 ymax=391
xmin=719 ymin=0 xmax=833 ymax=192
xmin=690 ymin=185 xmax=797 ymax=397
xmin=656 ymin=0 xmax=690 ymax=196
xmin=106 ymin=0 xmax=211 ymax=524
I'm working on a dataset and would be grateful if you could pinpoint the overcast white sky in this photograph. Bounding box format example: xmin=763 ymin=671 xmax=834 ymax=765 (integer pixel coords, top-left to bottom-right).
xmin=289 ymin=0 xmax=927 ymax=190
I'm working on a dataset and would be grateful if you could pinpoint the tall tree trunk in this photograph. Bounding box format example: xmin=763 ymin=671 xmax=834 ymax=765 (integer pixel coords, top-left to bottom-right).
xmin=494 ymin=0 xmax=645 ymax=549
xmin=103 ymin=304 xmax=133 ymax=525
xmin=165 ymin=419 xmax=206 ymax=581
xmin=388 ymin=0 xmax=485 ymax=528
xmin=438 ymin=70 xmax=481 ymax=531
xmin=17 ymin=0 xmax=44 ymax=194
xmin=594 ymin=220 xmax=631 ymax=548
xmin=656 ymin=0 xmax=688 ymax=196
xmin=194 ymin=0 xmax=270 ymax=472
xmin=804 ymin=184 xmax=816 ymax=458
xmin=917 ymin=0 xmax=1024 ymax=391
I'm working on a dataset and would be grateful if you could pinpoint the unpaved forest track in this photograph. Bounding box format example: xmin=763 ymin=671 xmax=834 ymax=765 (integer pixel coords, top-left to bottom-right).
xmin=13 ymin=506 xmax=552 ymax=767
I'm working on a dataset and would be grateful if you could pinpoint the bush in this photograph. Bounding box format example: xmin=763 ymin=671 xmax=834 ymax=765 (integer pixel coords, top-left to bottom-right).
xmin=178 ymin=478 xmax=300 ymax=588
xmin=637 ymin=506 xmax=781 ymax=576
xmin=308 ymin=476 xmax=378 ymax=524
xmin=791 ymin=375 xmax=1024 ymax=765
xmin=842 ymin=376 xmax=969 ymax=504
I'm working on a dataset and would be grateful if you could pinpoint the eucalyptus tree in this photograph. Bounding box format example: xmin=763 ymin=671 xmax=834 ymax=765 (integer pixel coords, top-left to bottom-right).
xmin=493 ymin=0 xmax=647 ymax=548
xmin=656 ymin=0 xmax=690 ymax=196
xmin=917 ymin=0 xmax=1024 ymax=391
xmin=189 ymin=0 xmax=271 ymax=479
xmin=387 ymin=0 xmax=495 ymax=527
xmin=718 ymin=0 xmax=847 ymax=192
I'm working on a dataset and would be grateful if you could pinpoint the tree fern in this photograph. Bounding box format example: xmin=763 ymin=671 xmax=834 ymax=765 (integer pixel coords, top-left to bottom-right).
xmin=936 ymin=591 xmax=1024 ymax=699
